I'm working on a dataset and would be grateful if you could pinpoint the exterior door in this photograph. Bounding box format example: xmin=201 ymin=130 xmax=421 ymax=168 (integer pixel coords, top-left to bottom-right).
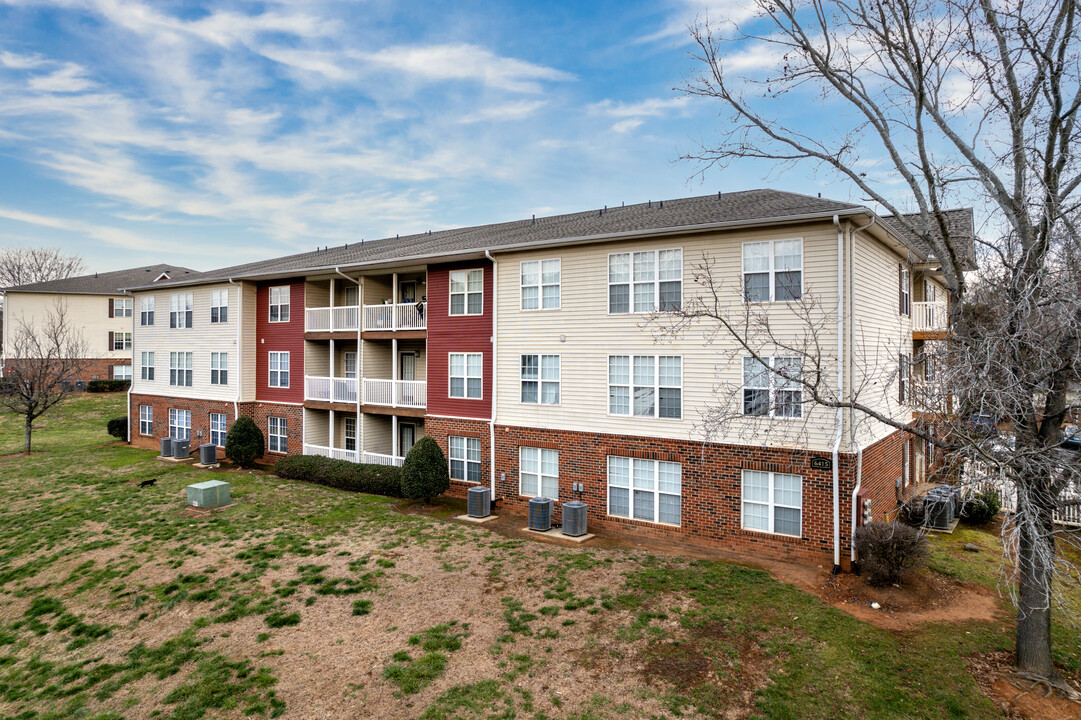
xmin=344 ymin=285 xmax=359 ymax=306
xmin=399 ymin=281 xmax=416 ymax=303
xmin=399 ymin=423 xmax=416 ymax=456
xmin=400 ymin=352 xmax=416 ymax=381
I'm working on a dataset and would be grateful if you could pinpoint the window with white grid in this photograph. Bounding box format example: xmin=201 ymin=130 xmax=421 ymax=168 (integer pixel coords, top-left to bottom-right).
xmin=140 ymin=296 xmax=155 ymax=326
xmin=742 ymin=239 xmax=802 ymax=302
xmin=112 ymin=365 xmax=132 ymax=380
xmin=741 ymin=469 xmax=802 ymax=537
xmin=140 ymin=351 xmax=154 ymax=381
xmin=520 ymin=354 xmax=559 ymax=404
xmin=139 ymin=405 xmax=152 ymax=435
xmin=170 ymin=293 xmax=193 ymax=329
xmin=168 ymin=408 xmax=191 ymax=440
xmin=210 ymin=289 xmax=228 ymax=323
xmin=114 ymin=298 xmax=133 ymax=317
xmin=449 ymin=436 xmax=481 ymax=483
xmin=520 ymin=446 xmax=558 ymax=498
xmin=742 ymin=356 xmax=802 ymax=418
xmin=169 ymin=352 xmax=193 ymax=387
xmin=268 ymin=416 xmax=287 ymax=453
xmin=449 ymin=353 xmax=482 ymax=399
xmin=269 ymin=286 xmax=290 ymax=322
xmin=608 ymin=249 xmax=682 ymax=314
xmin=520 ymin=259 xmax=560 ymax=310
xmin=209 ymin=413 xmax=227 ymax=447
xmin=607 ymin=456 xmax=681 ymax=525
xmin=449 ymin=269 xmax=483 ymax=315
xmin=113 ymin=332 xmax=132 ymax=350
xmin=210 ymin=352 xmax=228 ymax=385
xmin=269 ymin=352 xmax=289 ymax=388
xmin=608 ymin=355 xmax=681 ymax=419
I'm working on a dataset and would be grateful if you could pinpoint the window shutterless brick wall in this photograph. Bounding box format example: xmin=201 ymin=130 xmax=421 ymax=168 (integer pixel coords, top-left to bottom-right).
xmin=8 ymin=357 xmax=133 ymax=384
xmin=424 ymin=416 xmax=491 ymax=498
xmin=128 ymin=393 xmax=302 ymax=464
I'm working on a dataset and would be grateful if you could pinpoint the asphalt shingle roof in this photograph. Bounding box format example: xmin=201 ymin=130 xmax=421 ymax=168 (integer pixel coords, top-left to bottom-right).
xmin=3 ymin=264 xmax=196 ymax=294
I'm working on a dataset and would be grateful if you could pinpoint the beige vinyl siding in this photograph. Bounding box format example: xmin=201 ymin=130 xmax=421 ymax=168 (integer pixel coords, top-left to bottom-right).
xmin=495 ymin=222 xmax=842 ymax=452
xmin=332 ymin=341 xmax=359 ymax=377
xmin=398 ymin=341 xmax=427 ymax=381
xmin=5 ymin=292 xmax=132 ymax=359
xmin=305 ymin=342 xmax=330 ymax=379
xmin=362 ymin=340 xmax=392 ymax=380
xmin=131 ymin=282 xmax=242 ymax=402
xmin=363 ymin=277 xmax=391 ymax=306
xmin=363 ymin=414 xmax=391 ymax=454
xmin=304 ymin=408 xmax=330 ymax=447
xmin=306 ymin=282 xmax=330 ymax=309
xmin=849 ymin=231 xmax=913 ymax=449
xmin=240 ymin=283 xmax=257 ymax=401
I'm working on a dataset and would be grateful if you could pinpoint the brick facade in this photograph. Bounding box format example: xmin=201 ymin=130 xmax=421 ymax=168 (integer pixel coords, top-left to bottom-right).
xmin=128 ymin=393 xmax=302 ymax=464
xmin=424 ymin=415 xmax=491 ymax=499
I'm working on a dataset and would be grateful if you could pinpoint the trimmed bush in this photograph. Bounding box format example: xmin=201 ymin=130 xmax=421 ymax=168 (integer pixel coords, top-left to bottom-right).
xmin=106 ymin=416 xmax=128 ymax=440
xmin=87 ymin=379 xmax=130 ymax=393
xmin=225 ymin=416 xmax=264 ymax=468
xmin=400 ymin=436 xmax=450 ymax=503
xmin=855 ymin=521 xmax=929 ymax=586
xmin=274 ymin=455 xmax=402 ymax=498
xmin=964 ymin=488 xmax=1002 ymax=525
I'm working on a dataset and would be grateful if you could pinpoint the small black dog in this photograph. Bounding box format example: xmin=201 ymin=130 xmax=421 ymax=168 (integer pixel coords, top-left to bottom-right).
xmin=139 ymin=478 xmax=157 ymax=488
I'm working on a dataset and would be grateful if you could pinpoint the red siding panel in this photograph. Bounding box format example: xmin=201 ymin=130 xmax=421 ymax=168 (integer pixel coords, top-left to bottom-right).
xmin=255 ymin=278 xmax=305 ymax=404
xmin=426 ymin=259 xmax=493 ymax=419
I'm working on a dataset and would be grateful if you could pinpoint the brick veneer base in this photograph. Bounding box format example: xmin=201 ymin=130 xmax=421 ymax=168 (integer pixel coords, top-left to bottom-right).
xmin=129 ymin=393 xmax=303 ymax=465
xmin=424 ymin=416 xmax=491 ymax=499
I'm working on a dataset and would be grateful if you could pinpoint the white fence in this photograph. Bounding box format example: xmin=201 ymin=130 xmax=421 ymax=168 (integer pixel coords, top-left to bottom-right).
xmin=362 ymin=452 xmax=406 ymax=467
xmin=305 ymin=305 xmax=361 ymax=332
xmin=912 ymin=301 xmax=948 ymax=332
xmin=361 ymin=378 xmax=426 ymax=408
xmin=362 ymin=302 xmax=426 ymax=331
xmin=305 ymin=376 xmax=359 ymax=403
xmin=966 ymin=459 xmax=1081 ymax=527
xmin=303 ymin=443 xmax=359 ymax=463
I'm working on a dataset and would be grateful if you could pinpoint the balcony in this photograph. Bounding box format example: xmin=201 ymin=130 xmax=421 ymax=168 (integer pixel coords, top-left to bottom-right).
xmin=306 ymin=306 xmax=360 ymax=332
xmin=305 ymin=376 xmax=359 ymax=403
xmin=913 ymin=301 xmax=948 ymax=335
xmin=362 ymin=378 xmax=427 ymax=409
xmin=362 ymin=303 xmax=426 ymax=332
xmin=362 ymin=452 xmax=406 ymax=467
xmin=302 ymin=444 xmax=406 ymax=466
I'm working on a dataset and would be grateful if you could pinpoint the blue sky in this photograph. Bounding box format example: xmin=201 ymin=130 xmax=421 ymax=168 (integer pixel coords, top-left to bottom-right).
xmin=0 ymin=0 xmax=858 ymax=272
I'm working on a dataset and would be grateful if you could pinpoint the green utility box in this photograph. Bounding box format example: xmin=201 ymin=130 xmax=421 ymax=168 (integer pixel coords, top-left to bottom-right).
xmin=186 ymin=480 xmax=231 ymax=509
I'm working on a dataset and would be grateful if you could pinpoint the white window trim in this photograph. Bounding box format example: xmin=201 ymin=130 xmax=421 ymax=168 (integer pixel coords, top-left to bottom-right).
xmin=741 ymin=355 xmax=803 ymax=419
xmin=210 ymin=289 xmax=229 ymax=324
xmin=269 ymin=286 xmax=291 ymax=323
xmin=448 ymin=436 xmax=482 ymax=483
xmin=900 ymin=266 xmax=911 ymax=316
xmin=448 ymin=352 xmax=483 ymax=400
xmin=740 ymin=469 xmax=803 ymax=537
xmin=607 ymin=354 xmax=682 ymax=419
xmin=344 ymin=416 xmax=357 ymax=452
xmin=605 ymin=456 xmax=682 ymax=526
xmin=268 ymin=416 xmax=288 ymax=453
xmin=114 ymin=297 xmax=133 ymax=317
xmin=140 ymin=296 xmax=155 ymax=326
xmin=168 ymin=408 xmax=191 ymax=440
xmin=519 ymin=446 xmax=559 ymax=499
xmin=519 ymin=258 xmax=561 ymax=311
xmin=741 ymin=238 xmax=804 ymax=303
xmin=113 ymin=332 xmax=133 ymax=351
xmin=209 ymin=413 xmax=227 ymax=447
xmin=170 ymin=292 xmax=193 ymax=329
xmin=211 ymin=352 xmax=228 ymax=386
xmin=448 ymin=269 xmax=484 ymax=316
xmin=139 ymin=405 xmax=153 ymax=436
xmin=112 ymin=364 xmax=132 ymax=380
xmin=268 ymin=351 xmax=290 ymax=388
xmin=169 ymin=351 xmax=193 ymax=387
xmin=519 ymin=354 xmax=560 ymax=405
xmin=140 ymin=351 xmax=154 ymax=381
xmin=606 ymin=248 xmax=683 ymax=315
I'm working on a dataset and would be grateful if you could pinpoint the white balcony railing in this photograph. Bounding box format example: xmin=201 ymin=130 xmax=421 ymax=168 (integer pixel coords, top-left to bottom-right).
xmin=912 ymin=301 xmax=948 ymax=332
xmin=305 ymin=305 xmax=360 ymax=332
xmin=362 ymin=452 xmax=406 ymax=467
xmin=305 ymin=376 xmax=359 ymax=403
xmin=361 ymin=378 xmax=426 ymax=408
xmin=362 ymin=302 xmax=426 ymax=331
xmin=303 ymin=443 xmax=359 ymax=463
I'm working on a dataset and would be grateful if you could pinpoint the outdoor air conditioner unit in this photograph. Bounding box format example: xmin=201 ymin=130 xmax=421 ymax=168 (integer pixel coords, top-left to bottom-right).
xmin=561 ymin=501 xmax=588 ymax=537
xmin=160 ymin=437 xmax=174 ymax=457
xmin=528 ymin=497 xmax=553 ymax=531
xmin=172 ymin=438 xmax=191 ymax=460
xmin=467 ymin=486 xmax=491 ymax=518
xmin=924 ymin=486 xmax=955 ymax=530
xmin=199 ymin=444 xmax=218 ymax=465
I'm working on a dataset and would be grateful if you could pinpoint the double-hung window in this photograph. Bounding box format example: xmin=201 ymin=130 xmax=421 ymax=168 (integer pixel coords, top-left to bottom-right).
xmin=209 ymin=413 xmax=227 ymax=447
xmin=140 ymin=352 xmax=154 ymax=381
xmin=608 ymin=355 xmax=681 ymax=419
xmin=269 ymin=286 xmax=290 ymax=322
xmin=520 ymin=260 xmax=560 ymax=310
xmin=268 ymin=352 xmax=289 ymax=388
xmin=449 ymin=269 xmax=483 ymax=315
xmin=210 ymin=289 xmax=228 ymax=323
xmin=169 ymin=352 xmax=193 ymax=387
xmin=170 ymin=293 xmax=193 ymax=328
xmin=899 ymin=266 xmax=911 ymax=316
xmin=520 ymin=447 xmax=558 ymax=498
xmin=139 ymin=405 xmax=153 ymax=435
xmin=140 ymin=296 xmax=155 ymax=326
xmin=742 ymin=239 xmax=802 ymax=302
xmin=113 ymin=298 xmax=133 ymax=317
xmin=344 ymin=417 xmax=357 ymax=452
xmin=168 ymin=408 xmax=191 ymax=440
xmin=520 ymin=354 xmax=560 ymax=404
xmin=112 ymin=365 xmax=132 ymax=380
xmin=742 ymin=469 xmax=802 ymax=536
xmin=742 ymin=356 xmax=802 ymax=418
xmin=608 ymin=249 xmax=682 ymax=313
xmin=449 ymin=353 xmax=482 ymax=399
xmin=898 ymin=353 xmax=910 ymax=402
xmin=210 ymin=352 xmax=228 ymax=385
xmin=268 ymin=416 xmax=287 ymax=453
xmin=607 ymin=456 xmax=681 ymax=525
xmin=449 ymin=436 xmax=481 ymax=483
xmin=113 ymin=332 xmax=132 ymax=351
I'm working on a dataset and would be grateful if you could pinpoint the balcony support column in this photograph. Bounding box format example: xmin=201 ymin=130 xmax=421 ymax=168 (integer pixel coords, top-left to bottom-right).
xmin=392 ymin=273 xmax=399 ymax=330
xmin=392 ymin=338 xmax=399 ymax=407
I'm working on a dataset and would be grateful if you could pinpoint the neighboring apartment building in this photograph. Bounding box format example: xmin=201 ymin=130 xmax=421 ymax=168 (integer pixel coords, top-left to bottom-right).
xmin=2 ymin=265 xmax=194 ymax=383
xmin=125 ymin=190 xmax=969 ymax=570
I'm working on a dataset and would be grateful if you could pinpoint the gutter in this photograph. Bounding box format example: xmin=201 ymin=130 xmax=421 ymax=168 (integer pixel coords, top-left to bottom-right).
xmin=127 ymin=295 xmax=134 ymax=444
xmin=847 ymin=216 xmax=875 ymax=570
xmin=484 ymin=250 xmax=497 ymax=497
xmin=228 ymin=279 xmax=242 ymax=421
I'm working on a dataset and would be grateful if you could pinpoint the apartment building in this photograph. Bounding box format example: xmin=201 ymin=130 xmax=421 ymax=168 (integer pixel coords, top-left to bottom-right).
xmin=2 ymin=265 xmax=193 ymax=383
xmin=125 ymin=190 xmax=968 ymax=569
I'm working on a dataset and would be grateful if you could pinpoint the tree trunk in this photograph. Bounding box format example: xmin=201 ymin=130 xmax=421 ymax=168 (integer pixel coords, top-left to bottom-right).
xmin=23 ymin=416 xmax=32 ymax=455
xmin=1015 ymin=490 xmax=1056 ymax=678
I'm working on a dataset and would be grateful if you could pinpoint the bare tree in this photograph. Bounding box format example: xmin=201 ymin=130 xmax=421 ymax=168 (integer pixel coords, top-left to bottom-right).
xmin=0 ymin=247 xmax=85 ymax=289
xmin=0 ymin=302 xmax=88 ymax=454
xmin=675 ymin=0 xmax=1081 ymax=685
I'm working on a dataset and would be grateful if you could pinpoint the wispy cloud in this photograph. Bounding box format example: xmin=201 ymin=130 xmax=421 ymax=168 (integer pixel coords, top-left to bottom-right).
xmin=458 ymin=100 xmax=548 ymax=124
xmin=639 ymin=0 xmax=763 ymax=45
xmin=358 ymin=44 xmax=574 ymax=93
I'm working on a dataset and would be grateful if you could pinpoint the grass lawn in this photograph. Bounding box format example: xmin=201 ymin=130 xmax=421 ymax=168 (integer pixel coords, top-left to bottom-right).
xmin=0 ymin=394 xmax=1076 ymax=720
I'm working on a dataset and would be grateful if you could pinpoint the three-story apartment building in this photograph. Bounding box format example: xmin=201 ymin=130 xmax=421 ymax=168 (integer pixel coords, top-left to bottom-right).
xmin=126 ymin=190 xmax=967 ymax=570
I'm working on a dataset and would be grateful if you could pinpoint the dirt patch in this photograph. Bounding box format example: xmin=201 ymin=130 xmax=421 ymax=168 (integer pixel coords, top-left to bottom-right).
xmin=971 ymin=652 xmax=1081 ymax=720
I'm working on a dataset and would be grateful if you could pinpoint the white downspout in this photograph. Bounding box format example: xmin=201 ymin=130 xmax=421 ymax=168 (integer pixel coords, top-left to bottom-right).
xmin=126 ymin=291 xmax=134 ymax=443
xmin=846 ymin=216 xmax=875 ymax=570
xmin=228 ymin=279 xmax=242 ymax=422
xmin=485 ymin=249 xmax=497 ymax=496
xmin=831 ymin=215 xmax=844 ymax=574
